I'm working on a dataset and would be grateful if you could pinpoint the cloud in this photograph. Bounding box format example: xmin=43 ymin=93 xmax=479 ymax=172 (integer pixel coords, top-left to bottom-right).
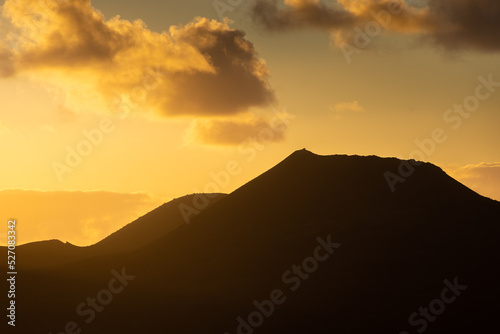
xmin=332 ymin=100 xmax=365 ymax=112
xmin=252 ymin=0 xmax=430 ymax=33
xmin=0 ymin=42 xmax=15 ymax=77
xmin=0 ymin=189 xmax=165 ymax=246
xmin=330 ymin=100 xmax=365 ymax=120
xmin=251 ymin=0 xmax=500 ymax=52
xmin=0 ymin=0 xmax=275 ymax=118
xmin=185 ymin=110 xmax=293 ymax=146
xmin=158 ymin=19 xmax=275 ymax=116
xmin=445 ymin=162 xmax=500 ymax=201
xmin=252 ymin=0 xmax=357 ymax=31
xmin=425 ymin=0 xmax=500 ymax=52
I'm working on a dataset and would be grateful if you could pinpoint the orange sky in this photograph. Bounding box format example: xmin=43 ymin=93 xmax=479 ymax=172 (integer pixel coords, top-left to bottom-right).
xmin=1 ymin=0 xmax=499 ymax=246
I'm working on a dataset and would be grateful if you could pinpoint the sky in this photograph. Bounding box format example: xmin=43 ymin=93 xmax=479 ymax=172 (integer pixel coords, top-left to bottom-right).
xmin=1 ymin=0 xmax=499 ymax=245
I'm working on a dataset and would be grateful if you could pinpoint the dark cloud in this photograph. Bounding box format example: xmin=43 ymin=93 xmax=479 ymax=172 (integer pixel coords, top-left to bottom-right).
xmin=252 ymin=0 xmax=357 ymax=31
xmin=159 ymin=19 xmax=275 ymax=116
xmin=426 ymin=0 xmax=500 ymax=51
xmin=251 ymin=0 xmax=500 ymax=52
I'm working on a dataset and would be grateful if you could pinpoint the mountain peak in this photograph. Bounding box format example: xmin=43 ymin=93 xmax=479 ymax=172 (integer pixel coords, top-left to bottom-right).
xmin=293 ymin=148 xmax=316 ymax=155
xmin=286 ymin=148 xmax=319 ymax=161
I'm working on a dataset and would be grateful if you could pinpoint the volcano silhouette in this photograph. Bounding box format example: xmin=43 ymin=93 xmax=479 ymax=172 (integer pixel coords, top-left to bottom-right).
xmin=2 ymin=150 xmax=499 ymax=334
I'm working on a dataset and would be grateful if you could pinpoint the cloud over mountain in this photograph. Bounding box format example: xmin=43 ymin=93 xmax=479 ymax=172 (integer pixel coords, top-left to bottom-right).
xmin=445 ymin=162 xmax=500 ymax=202
xmin=185 ymin=111 xmax=291 ymax=146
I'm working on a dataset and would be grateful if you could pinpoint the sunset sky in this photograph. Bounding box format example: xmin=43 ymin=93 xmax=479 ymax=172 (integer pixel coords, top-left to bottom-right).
xmin=1 ymin=0 xmax=499 ymax=245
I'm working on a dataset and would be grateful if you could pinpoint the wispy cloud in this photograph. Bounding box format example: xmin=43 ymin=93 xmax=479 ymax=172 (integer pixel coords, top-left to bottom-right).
xmin=330 ymin=100 xmax=365 ymax=120
xmin=332 ymin=100 xmax=365 ymax=113
xmin=445 ymin=162 xmax=500 ymax=201
xmin=185 ymin=111 xmax=291 ymax=146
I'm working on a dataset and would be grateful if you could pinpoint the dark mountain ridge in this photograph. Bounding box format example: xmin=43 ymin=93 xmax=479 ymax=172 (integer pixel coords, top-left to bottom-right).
xmin=3 ymin=150 xmax=499 ymax=334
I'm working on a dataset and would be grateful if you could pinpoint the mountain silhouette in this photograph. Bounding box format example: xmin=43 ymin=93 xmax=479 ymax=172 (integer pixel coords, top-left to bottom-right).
xmin=5 ymin=193 xmax=225 ymax=270
xmin=3 ymin=150 xmax=499 ymax=334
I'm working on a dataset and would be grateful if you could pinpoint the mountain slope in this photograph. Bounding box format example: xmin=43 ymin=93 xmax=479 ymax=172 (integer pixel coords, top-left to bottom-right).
xmin=92 ymin=193 xmax=226 ymax=255
xmin=1 ymin=193 xmax=225 ymax=270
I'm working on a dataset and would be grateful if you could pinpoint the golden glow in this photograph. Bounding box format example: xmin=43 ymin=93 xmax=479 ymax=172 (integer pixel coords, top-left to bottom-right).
xmin=0 ymin=190 xmax=164 ymax=246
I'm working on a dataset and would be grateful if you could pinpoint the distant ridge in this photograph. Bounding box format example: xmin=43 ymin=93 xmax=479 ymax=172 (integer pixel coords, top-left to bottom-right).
xmin=4 ymin=193 xmax=225 ymax=270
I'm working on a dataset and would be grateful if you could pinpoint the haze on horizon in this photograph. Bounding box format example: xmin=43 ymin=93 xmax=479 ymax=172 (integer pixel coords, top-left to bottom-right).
xmin=1 ymin=0 xmax=499 ymax=246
